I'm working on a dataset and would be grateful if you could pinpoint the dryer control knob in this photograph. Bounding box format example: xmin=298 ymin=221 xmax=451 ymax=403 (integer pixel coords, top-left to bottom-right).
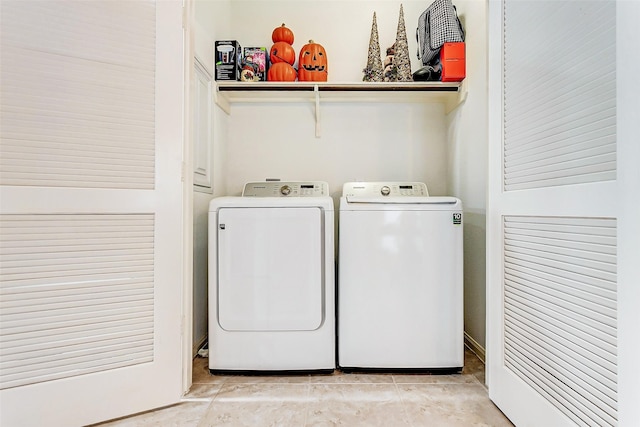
xmin=280 ymin=185 xmax=292 ymax=196
xmin=380 ymin=186 xmax=391 ymax=196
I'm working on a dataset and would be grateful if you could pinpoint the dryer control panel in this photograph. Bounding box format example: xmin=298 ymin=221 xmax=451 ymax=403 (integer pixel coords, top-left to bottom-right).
xmin=242 ymin=181 xmax=329 ymax=197
xmin=342 ymin=182 xmax=429 ymax=198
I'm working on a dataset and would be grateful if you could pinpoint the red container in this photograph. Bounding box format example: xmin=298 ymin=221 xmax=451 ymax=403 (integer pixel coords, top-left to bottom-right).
xmin=440 ymin=42 xmax=465 ymax=82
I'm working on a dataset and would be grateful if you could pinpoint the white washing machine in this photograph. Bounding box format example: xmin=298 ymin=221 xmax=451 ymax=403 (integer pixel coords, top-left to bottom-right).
xmin=338 ymin=182 xmax=463 ymax=371
xmin=208 ymin=181 xmax=335 ymax=373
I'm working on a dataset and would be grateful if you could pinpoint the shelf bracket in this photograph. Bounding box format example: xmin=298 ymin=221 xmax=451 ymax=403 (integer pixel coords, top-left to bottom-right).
xmin=214 ymin=83 xmax=231 ymax=115
xmin=445 ymin=79 xmax=468 ymax=114
xmin=314 ymin=84 xmax=321 ymax=138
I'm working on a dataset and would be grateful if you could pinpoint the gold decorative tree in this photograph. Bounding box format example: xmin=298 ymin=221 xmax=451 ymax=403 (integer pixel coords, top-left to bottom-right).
xmin=393 ymin=4 xmax=413 ymax=82
xmin=363 ymin=12 xmax=384 ymax=82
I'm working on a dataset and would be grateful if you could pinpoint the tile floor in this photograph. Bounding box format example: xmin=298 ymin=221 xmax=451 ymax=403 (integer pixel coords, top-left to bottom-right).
xmin=98 ymin=349 xmax=513 ymax=426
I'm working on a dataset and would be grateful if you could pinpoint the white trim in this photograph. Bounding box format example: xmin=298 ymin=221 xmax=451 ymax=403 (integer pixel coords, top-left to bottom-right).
xmin=181 ymin=0 xmax=195 ymax=396
xmin=464 ymin=332 xmax=485 ymax=364
xmin=193 ymin=56 xmax=214 ymax=193
xmin=193 ymin=335 xmax=208 ymax=358
xmin=485 ymin=0 xmax=504 ymax=397
xmin=616 ymin=1 xmax=640 ymax=424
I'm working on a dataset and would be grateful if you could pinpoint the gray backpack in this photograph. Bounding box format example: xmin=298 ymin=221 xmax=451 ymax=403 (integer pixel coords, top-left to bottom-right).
xmin=416 ymin=0 xmax=465 ymax=66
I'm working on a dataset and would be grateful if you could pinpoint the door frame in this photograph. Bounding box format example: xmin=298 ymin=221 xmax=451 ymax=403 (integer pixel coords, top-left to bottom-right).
xmin=182 ymin=0 xmax=195 ymax=395
xmin=615 ymin=1 xmax=640 ymax=424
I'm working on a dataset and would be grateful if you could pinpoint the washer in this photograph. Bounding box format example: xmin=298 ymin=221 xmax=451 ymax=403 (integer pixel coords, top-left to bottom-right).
xmin=338 ymin=182 xmax=463 ymax=371
xmin=208 ymin=181 xmax=335 ymax=373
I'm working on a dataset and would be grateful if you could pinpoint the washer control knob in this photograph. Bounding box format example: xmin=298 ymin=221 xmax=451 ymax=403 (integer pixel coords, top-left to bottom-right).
xmin=380 ymin=186 xmax=391 ymax=196
xmin=280 ymin=185 xmax=292 ymax=196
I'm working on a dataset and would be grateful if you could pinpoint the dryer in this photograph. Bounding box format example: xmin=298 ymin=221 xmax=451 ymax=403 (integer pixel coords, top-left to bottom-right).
xmin=208 ymin=181 xmax=335 ymax=373
xmin=338 ymin=182 xmax=463 ymax=371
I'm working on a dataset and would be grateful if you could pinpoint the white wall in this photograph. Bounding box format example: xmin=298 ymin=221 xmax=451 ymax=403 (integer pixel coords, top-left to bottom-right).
xmin=225 ymin=102 xmax=447 ymax=198
xmin=224 ymin=0 xmax=450 ymax=199
xmin=228 ymin=0 xmax=439 ymax=81
xmin=446 ymin=0 xmax=488 ymax=355
xmin=192 ymin=0 xmax=231 ymax=354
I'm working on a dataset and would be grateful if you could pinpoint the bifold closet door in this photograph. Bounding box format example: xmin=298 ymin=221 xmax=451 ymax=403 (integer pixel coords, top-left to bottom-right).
xmin=0 ymin=1 xmax=185 ymax=426
xmin=487 ymin=0 xmax=640 ymax=426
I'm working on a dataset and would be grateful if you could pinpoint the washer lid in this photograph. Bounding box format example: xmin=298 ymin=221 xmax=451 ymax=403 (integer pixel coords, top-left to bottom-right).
xmin=342 ymin=182 xmax=429 ymax=198
xmin=243 ymin=181 xmax=329 ymax=197
xmin=345 ymin=196 xmax=458 ymax=205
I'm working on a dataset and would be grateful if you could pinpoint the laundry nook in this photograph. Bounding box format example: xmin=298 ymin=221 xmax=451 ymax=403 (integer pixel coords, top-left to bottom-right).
xmin=0 ymin=0 xmax=636 ymax=426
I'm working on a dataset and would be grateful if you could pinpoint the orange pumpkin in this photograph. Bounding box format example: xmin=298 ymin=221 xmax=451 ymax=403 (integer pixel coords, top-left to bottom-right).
xmin=270 ymin=41 xmax=296 ymax=65
xmin=272 ymin=23 xmax=294 ymax=45
xmin=298 ymin=40 xmax=328 ymax=82
xmin=267 ymin=62 xmax=297 ymax=81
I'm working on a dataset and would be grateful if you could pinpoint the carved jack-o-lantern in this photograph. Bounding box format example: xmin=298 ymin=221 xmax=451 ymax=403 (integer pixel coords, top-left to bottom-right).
xmin=298 ymin=40 xmax=328 ymax=82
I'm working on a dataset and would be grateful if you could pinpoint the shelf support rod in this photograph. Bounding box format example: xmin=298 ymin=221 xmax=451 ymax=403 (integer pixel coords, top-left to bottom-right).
xmin=314 ymin=84 xmax=321 ymax=138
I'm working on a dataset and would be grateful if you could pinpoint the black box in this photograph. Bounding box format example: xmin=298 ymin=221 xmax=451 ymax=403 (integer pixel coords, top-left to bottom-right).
xmin=215 ymin=40 xmax=241 ymax=81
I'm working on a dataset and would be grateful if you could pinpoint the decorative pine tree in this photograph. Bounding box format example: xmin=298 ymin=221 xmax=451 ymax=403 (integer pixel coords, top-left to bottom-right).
xmin=393 ymin=4 xmax=413 ymax=82
xmin=363 ymin=12 xmax=384 ymax=82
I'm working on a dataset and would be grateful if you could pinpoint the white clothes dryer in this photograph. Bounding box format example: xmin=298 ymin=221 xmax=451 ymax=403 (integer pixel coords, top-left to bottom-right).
xmin=338 ymin=182 xmax=463 ymax=371
xmin=209 ymin=181 xmax=335 ymax=373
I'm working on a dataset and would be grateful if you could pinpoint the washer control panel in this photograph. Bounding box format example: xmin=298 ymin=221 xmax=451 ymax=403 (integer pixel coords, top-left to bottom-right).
xmin=242 ymin=181 xmax=329 ymax=197
xmin=342 ymin=182 xmax=429 ymax=197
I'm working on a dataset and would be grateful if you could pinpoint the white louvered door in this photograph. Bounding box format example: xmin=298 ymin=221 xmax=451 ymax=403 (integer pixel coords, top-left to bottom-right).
xmin=487 ymin=0 xmax=640 ymax=426
xmin=0 ymin=1 xmax=185 ymax=426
